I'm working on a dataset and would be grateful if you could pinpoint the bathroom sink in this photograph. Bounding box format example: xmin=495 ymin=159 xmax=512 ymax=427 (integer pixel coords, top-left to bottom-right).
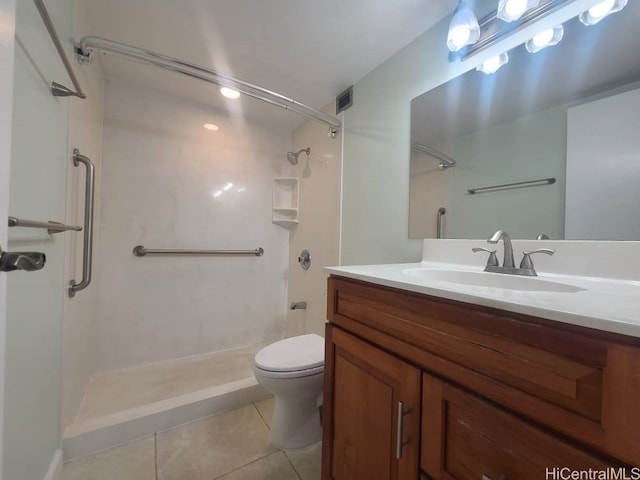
xmin=402 ymin=268 xmax=585 ymax=293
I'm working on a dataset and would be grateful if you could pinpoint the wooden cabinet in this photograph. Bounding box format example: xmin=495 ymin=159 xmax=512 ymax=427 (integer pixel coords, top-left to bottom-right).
xmin=322 ymin=325 xmax=420 ymax=480
xmin=322 ymin=275 xmax=640 ymax=480
xmin=422 ymin=374 xmax=609 ymax=479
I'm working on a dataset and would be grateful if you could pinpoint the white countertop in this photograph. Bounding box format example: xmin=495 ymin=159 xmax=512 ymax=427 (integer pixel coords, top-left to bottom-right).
xmin=326 ymin=261 xmax=640 ymax=339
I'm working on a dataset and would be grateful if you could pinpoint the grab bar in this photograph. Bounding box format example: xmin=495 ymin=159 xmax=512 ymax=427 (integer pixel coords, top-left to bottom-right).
xmin=33 ymin=0 xmax=86 ymax=99
xmin=436 ymin=207 xmax=446 ymax=239
xmin=8 ymin=216 xmax=82 ymax=234
xmin=133 ymin=246 xmax=264 ymax=257
xmin=467 ymin=177 xmax=556 ymax=194
xmin=68 ymin=149 xmax=95 ymax=298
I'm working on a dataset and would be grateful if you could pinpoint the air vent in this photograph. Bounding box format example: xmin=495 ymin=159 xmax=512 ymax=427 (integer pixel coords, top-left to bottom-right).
xmin=336 ymin=86 xmax=353 ymax=114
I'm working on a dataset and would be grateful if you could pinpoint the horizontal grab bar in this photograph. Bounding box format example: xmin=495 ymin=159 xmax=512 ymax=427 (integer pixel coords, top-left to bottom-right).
xmin=8 ymin=216 xmax=82 ymax=234
xmin=467 ymin=177 xmax=556 ymax=194
xmin=133 ymin=246 xmax=265 ymax=257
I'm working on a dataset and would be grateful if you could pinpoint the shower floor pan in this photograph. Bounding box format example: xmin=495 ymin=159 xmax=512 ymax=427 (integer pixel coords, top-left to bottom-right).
xmin=63 ymin=343 xmax=270 ymax=460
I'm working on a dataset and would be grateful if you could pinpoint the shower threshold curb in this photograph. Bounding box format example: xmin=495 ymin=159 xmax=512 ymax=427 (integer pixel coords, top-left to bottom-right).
xmin=62 ymin=376 xmax=269 ymax=461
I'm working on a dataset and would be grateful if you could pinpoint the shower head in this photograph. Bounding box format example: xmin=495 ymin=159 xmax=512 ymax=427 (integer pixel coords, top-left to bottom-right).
xmin=286 ymin=147 xmax=311 ymax=165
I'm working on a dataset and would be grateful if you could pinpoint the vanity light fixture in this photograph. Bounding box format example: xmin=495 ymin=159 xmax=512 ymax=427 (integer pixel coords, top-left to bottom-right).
xmin=220 ymin=87 xmax=240 ymax=99
xmin=579 ymin=0 xmax=627 ymax=25
xmin=525 ymin=24 xmax=564 ymax=52
xmin=476 ymin=52 xmax=509 ymax=74
xmin=497 ymin=0 xmax=540 ymax=22
xmin=448 ymin=0 xmax=573 ymax=62
xmin=447 ymin=0 xmax=481 ymax=52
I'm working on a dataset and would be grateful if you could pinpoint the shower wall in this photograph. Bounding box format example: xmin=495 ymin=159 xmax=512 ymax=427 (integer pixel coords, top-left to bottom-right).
xmin=95 ymin=78 xmax=291 ymax=371
xmin=287 ymin=106 xmax=342 ymax=338
xmin=61 ymin=0 xmax=105 ymax=434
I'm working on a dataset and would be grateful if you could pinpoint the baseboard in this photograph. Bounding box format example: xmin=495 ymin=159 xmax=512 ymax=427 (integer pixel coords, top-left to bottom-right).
xmin=43 ymin=449 xmax=63 ymax=480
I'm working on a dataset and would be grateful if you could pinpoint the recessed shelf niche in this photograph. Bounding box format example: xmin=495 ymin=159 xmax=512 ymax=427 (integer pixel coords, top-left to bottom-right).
xmin=272 ymin=177 xmax=299 ymax=227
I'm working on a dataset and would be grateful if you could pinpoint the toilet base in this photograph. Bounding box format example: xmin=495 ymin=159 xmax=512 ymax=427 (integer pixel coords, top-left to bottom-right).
xmin=270 ymin=392 xmax=322 ymax=450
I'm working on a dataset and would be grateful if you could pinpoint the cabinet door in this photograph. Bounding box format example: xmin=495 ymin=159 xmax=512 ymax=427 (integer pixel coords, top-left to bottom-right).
xmin=421 ymin=374 xmax=611 ymax=479
xmin=322 ymin=325 xmax=421 ymax=480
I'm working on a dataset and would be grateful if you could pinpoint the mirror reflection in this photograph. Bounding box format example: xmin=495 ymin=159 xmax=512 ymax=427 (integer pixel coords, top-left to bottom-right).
xmin=410 ymin=1 xmax=640 ymax=240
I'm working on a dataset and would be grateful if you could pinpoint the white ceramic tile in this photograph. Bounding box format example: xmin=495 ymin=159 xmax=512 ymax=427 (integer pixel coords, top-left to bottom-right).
xmin=156 ymin=405 xmax=277 ymax=480
xmin=95 ymin=79 xmax=291 ymax=371
xmin=287 ymin=105 xmax=341 ymax=338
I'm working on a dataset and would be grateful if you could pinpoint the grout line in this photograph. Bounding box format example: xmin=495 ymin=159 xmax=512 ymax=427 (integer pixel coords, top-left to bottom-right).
xmin=252 ymin=400 xmax=272 ymax=430
xmin=154 ymin=432 xmax=159 ymax=480
xmin=211 ymin=451 xmax=281 ymax=480
xmin=283 ymin=450 xmax=304 ymax=480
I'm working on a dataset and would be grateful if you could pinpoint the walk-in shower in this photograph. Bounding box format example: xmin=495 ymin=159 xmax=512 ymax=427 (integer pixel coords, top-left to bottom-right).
xmin=287 ymin=147 xmax=311 ymax=165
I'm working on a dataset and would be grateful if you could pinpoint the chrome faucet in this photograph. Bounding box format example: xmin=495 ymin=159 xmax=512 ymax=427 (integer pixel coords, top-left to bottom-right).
xmin=487 ymin=230 xmax=515 ymax=268
xmin=474 ymin=229 xmax=555 ymax=276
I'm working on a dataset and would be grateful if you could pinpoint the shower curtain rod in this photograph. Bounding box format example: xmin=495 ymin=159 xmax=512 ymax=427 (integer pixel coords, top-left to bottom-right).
xmin=411 ymin=143 xmax=456 ymax=169
xmin=77 ymin=37 xmax=341 ymax=136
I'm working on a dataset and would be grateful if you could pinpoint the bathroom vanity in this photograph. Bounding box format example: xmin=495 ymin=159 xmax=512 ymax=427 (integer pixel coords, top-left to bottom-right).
xmin=321 ymin=263 xmax=640 ymax=479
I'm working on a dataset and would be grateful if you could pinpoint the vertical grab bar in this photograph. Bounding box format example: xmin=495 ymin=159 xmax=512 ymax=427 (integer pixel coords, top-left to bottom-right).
xmin=68 ymin=149 xmax=95 ymax=297
xmin=436 ymin=207 xmax=446 ymax=239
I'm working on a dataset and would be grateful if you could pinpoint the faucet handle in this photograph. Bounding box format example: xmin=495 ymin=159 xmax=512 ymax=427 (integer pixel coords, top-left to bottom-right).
xmin=520 ymin=248 xmax=554 ymax=270
xmin=472 ymin=247 xmax=499 ymax=267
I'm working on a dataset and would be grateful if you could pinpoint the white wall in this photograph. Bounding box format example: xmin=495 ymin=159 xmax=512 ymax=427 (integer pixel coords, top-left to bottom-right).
xmin=0 ymin=1 xmax=17 ymax=477
xmin=287 ymin=107 xmax=342 ymax=338
xmin=5 ymin=1 xmax=73 ymax=478
xmin=341 ymin=0 xmax=603 ymax=265
xmin=60 ymin=0 xmax=105 ymax=435
xmin=95 ymin=78 xmax=291 ymax=371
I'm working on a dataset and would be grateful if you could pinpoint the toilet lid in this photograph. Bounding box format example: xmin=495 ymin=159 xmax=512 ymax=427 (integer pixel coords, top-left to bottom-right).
xmin=255 ymin=334 xmax=325 ymax=372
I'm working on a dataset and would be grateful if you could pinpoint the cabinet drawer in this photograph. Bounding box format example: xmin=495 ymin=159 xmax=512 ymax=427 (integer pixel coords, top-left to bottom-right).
xmin=421 ymin=374 xmax=613 ymax=479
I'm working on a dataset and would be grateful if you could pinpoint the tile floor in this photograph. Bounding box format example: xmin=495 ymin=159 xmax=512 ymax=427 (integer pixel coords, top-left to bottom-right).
xmin=60 ymin=397 xmax=322 ymax=480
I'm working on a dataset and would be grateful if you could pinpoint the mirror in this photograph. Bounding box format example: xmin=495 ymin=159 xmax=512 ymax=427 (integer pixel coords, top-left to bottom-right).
xmin=410 ymin=2 xmax=640 ymax=240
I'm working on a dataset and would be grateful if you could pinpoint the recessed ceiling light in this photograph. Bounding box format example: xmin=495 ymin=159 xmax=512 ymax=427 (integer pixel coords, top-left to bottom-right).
xmin=203 ymin=123 xmax=219 ymax=131
xmin=220 ymin=87 xmax=240 ymax=99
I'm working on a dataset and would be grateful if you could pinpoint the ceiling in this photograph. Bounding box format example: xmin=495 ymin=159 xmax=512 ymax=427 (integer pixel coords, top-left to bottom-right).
xmin=81 ymin=0 xmax=456 ymax=129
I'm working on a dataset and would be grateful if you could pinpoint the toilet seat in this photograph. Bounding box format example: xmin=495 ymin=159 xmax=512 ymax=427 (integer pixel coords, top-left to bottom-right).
xmin=255 ymin=334 xmax=324 ymax=374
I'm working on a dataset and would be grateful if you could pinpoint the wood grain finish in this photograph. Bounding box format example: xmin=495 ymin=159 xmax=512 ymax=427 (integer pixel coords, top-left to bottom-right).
xmin=422 ymin=374 xmax=612 ymax=479
xmin=327 ymin=275 xmax=640 ymax=466
xmin=322 ymin=325 xmax=421 ymax=480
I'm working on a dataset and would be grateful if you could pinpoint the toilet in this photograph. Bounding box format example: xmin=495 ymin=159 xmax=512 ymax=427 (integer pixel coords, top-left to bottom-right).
xmin=253 ymin=333 xmax=325 ymax=449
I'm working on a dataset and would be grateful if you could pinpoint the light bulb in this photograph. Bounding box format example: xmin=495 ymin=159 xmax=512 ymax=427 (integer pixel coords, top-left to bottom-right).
xmin=220 ymin=87 xmax=240 ymax=99
xmin=476 ymin=52 xmax=509 ymax=74
xmin=533 ymin=28 xmax=554 ymax=47
xmin=506 ymin=0 xmax=527 ymax=18
xmin=447 ymin=1 xmax=480 ymax=52
xmin=497 ymin=0 xmax=540 ymax=22
xmin=589 ymin=0 xmax=615 ymax=18
xmin=449 ymin=25 xmax=472 ymax=49
xmin=579 ymin=0 xmax=627 ymax=25
xmin=525 ymin=24 xmax=564 ymax=53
